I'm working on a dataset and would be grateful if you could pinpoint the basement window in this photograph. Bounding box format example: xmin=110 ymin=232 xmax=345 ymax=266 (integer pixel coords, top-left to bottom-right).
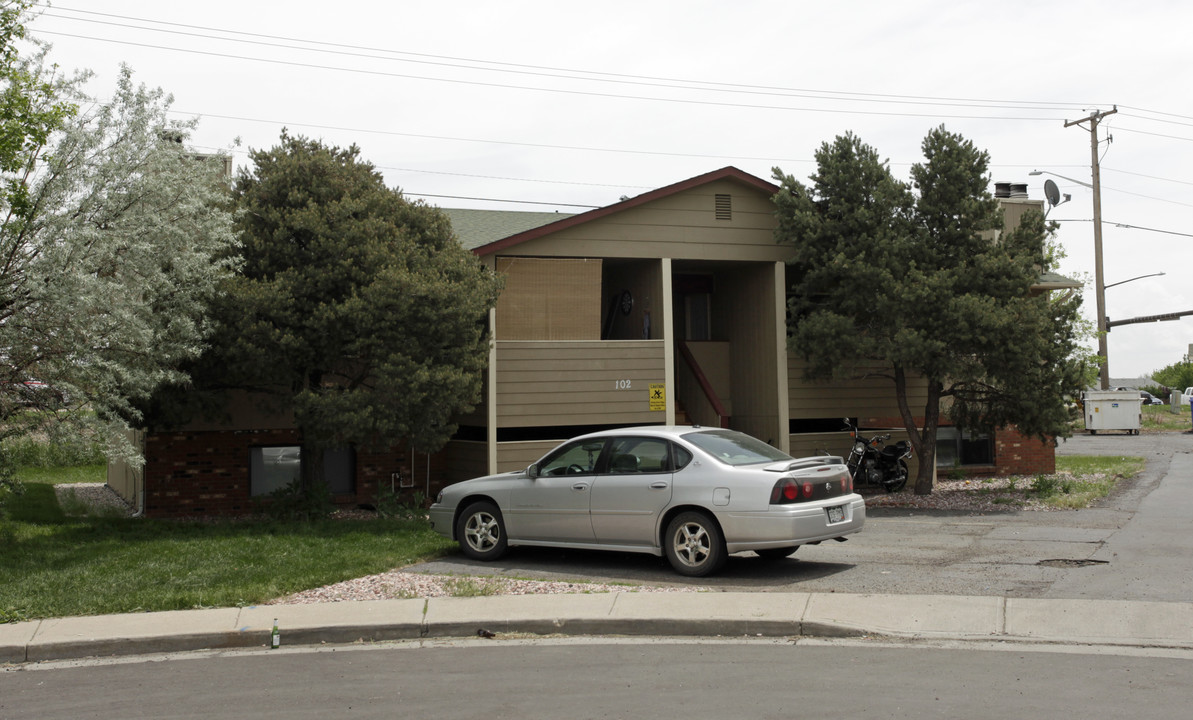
xmin=934 ymin=428 xmax=994 ymax=467
xmin=250 ymin=446 xmax=356 ymax=496
xmin=714 ymin=193 xmax=732 ymax=220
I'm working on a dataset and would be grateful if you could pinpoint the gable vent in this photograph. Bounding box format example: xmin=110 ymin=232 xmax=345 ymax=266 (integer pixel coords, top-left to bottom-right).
xmin=714 ymin=193 xmax=732 ymax=220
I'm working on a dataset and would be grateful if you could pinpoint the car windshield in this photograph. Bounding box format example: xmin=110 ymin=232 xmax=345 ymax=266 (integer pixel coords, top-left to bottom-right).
xmin=682 ymin=429 xmax=792 ymax=466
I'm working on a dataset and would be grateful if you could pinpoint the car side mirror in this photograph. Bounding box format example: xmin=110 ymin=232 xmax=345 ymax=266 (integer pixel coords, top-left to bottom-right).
xmin=527 ymin=463 xmax=539 ymax=479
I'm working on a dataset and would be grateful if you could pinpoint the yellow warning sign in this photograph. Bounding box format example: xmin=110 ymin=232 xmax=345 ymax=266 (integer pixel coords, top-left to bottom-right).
xmin=649 ymin=383 xmax=666 ymax=411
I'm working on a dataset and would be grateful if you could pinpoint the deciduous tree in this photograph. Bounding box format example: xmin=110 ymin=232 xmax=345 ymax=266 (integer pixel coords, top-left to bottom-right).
xmin=1 ymin=1 xmax=237 ymax=506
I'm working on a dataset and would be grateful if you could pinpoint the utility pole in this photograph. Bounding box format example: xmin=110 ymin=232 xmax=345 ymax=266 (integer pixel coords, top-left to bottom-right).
xmin=1065 ymin=106 xmax=1117 ymax=390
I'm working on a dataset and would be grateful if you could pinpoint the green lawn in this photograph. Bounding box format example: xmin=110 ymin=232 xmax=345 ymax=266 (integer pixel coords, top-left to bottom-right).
xmin=0 ymin=452 xmax=1154 ymax=623
xmin=0 ymin=467 xmax=454 ymax=623
xmin=1046 ymin=454 xmax=1147 ymax=508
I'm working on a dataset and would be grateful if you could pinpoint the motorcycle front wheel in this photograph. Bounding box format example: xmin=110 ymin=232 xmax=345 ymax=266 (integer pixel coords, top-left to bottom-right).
xmin=884 ymin=459 xmax=909 ymax=493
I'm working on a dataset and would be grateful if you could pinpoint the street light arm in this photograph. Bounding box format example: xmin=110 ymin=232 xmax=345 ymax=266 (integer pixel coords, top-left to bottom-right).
xmin=1105 ymin=272 xmax=1166 ymax=290
xmin=1029 ymin=169 xmax=1093 ymax=189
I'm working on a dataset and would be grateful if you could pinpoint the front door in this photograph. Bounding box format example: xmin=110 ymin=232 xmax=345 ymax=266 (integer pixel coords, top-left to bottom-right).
xmin=507 ymin=438 xmax=604 ymax=543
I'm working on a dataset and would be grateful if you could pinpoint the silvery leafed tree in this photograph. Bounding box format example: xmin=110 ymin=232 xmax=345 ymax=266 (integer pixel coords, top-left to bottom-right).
xmin=1 ymin=1 xmax=237 ymax=502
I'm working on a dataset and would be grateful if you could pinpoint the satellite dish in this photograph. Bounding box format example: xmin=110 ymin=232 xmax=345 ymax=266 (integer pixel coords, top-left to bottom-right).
xmin=1044 ymin=179 xmax=1061 ymax=207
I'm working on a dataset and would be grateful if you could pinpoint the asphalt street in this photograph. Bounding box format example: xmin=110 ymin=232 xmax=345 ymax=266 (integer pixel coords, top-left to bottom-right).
xmin=409 ymin=431 xmax=1193 ymax=602
xmin=6 ymin=640 xmax=1191 ymax=720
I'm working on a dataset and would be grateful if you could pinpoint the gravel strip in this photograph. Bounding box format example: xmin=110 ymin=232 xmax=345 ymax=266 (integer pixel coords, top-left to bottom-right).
xmin=52 ymin=483 xmax=136 ymax=517
xmin=861 ymin=474 xmax=1086 ymax=513
xmin=270 ymin=572 xmax=709 ymax=604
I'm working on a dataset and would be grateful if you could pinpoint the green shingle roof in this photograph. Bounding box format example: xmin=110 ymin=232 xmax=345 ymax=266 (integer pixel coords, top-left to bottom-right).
xmin=441 ymin=208 xmax=575 ymax=250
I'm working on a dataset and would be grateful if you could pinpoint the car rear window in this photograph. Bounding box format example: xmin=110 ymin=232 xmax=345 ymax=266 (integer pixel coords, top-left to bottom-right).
xmin=682 ymin=430 xmax=792 ymax=466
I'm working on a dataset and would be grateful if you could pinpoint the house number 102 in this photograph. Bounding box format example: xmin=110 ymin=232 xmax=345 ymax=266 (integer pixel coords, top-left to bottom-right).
xmin=614 ymin=379 xmax=632 ymax=390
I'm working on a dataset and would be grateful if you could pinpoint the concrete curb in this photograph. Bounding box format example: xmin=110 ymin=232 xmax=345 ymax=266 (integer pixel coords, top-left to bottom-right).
xmin=4 ymin=592 xmax=1192 ymax=664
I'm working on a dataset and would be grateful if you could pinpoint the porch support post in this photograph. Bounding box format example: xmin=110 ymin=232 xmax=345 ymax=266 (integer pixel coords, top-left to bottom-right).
xmin=661 ymin=258 xmax=675 ymax=426
xmin=487 ymin=306 xmax=498 ymax=475
xmin=773 ymin=261 xmax=790 ymax=453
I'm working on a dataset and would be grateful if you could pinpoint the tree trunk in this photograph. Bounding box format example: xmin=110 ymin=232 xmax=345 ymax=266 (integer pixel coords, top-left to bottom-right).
xmin=894 ymin=366 xmax=942 ymax=495
xmin=913 ymin=381 xmax=942 ymax=495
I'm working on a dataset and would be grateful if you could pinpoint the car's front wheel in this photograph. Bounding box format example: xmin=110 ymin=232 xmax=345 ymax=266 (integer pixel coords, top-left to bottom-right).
xmin=456 ymin=501 xmax=508 ymax=561
xmin=664 ymin=511 xmax=726 ymax=577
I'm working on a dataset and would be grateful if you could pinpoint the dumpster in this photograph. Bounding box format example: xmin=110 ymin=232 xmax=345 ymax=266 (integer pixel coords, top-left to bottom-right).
xmin=1084 ymin=389 xmax=1142 ymax=435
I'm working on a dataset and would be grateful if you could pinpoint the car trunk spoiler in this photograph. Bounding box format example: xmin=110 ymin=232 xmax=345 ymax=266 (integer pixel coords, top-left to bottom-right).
xmin=764 ymin=456 xmax=845 ymax=473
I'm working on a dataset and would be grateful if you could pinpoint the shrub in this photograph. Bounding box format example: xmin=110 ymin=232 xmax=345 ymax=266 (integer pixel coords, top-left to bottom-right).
xmin=375 ymin=483 xmax=427 ymax=520
xmin=1030 ymin=474 xmax=1062 ymax=498
xmin=1 ymin=435 xmax=105 ymax=468
xmin=258 ymin=478 xmax=333 ymax=521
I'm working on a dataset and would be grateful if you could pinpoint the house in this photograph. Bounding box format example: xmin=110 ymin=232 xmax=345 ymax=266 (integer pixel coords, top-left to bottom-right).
xmin=110 ymin=166 xmax=1066 ymax=517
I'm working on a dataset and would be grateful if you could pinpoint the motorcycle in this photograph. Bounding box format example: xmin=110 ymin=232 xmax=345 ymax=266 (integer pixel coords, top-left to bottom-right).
xmin=843 ymin=418 xmax=912 ymax=493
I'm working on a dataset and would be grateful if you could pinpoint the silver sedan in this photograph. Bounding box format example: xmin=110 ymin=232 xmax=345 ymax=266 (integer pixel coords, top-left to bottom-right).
xmin=429 ymin=426 xmax=865 ymax=576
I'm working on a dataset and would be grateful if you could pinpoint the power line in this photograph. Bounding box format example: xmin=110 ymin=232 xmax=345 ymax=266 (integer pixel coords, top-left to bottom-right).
xmin=1111 ymin=222 xmax=1193 ymax=238
xmin=408 ymin=193 xmax=599 ymax=209
xmin=169 ymin=109 xmax=818 ymax=164
xmin=1108 ymin=125 xmax=1193 ymax=143
xmin=1050 ymin=219 xmax=1193 ymax=237
xmin=35 ymin=29 xmax=1074 ymax=122
xmin=36 ymin=3 xmax=1102 ymax=114
xmin=1103 ymin=167 xmax=1193 ymax=187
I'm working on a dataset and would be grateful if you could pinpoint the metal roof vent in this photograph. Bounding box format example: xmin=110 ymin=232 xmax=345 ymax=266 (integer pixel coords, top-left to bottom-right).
xmin=1009 ymin=183 xmax=1029 ymax=198
xmin=714 ymin=194 xmax=732 ymax=220
xmin=994 ymin=182 xmax=1012 ymax=198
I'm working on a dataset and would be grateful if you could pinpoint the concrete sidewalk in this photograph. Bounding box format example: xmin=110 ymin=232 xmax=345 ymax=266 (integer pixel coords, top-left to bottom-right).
xmin=4 ymin=592 xmax=1193 ymax=664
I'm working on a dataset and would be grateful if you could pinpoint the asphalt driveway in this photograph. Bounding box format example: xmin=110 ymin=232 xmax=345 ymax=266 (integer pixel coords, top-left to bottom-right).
xmin=409 ymin=432 xmax=1192 ymax=601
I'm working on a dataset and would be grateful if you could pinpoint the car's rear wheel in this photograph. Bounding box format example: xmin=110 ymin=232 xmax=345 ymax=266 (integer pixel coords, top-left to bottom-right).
xmin=754 ymin=546 xmax=799 ymax=560
xmin=664 ymin=511 xmax=726 ymax=577
xmin=456 ymin=501 xmax=508 ymax=561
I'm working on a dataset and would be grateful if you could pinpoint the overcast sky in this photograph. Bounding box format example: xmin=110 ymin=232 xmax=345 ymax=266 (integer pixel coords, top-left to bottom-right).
xmin=25 ymin=0 xmax=1193 ymax=380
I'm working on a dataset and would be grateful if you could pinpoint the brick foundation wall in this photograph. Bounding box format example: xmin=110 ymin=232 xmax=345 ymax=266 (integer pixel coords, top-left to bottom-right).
xmin=991 ymin=427 xmax=1056 ymax=476
xmin=143 ymin=429 xmax=453 ymax=518
xmin=857 ymin=415 xmax=1055 ymax=477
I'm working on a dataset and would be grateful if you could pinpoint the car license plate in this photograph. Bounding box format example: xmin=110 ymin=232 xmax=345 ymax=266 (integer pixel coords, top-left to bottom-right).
xmin=826 ymin=505 xmax=845 ymax=523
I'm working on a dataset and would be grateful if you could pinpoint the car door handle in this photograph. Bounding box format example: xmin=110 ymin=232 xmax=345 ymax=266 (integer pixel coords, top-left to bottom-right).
xmin=649 ymin=482 xmax=669 ymax=489
xmin=572 ymin=483 xmax=589 ymax=491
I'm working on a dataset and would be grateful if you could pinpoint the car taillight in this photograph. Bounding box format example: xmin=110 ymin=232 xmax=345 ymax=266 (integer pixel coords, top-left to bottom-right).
xmin=770 ymin=478 xmax=798 ymax=504
xmin=771 ymin=473 xmax=851 ymax=504
xmin=770 ymin=478 xmax=817 ymax=504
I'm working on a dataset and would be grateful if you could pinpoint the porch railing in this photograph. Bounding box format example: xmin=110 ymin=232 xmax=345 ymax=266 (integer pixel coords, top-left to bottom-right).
xmin=676 ymin=341 xmax=730 ymax=428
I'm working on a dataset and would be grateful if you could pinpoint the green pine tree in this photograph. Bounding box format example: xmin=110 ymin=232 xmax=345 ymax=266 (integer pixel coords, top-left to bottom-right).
xmin=775 ymin=126 xmax=1091 ymax=494
xmin=205 ymin=132 xmax=501 ymax=492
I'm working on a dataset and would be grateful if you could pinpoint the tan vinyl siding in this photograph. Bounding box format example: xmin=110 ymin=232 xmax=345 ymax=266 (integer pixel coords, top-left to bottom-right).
xmin=495 ymin=340 xmax=666 ymax=427
xmin=787 ymin=357 xmax=930 ymax=422
xmin=495 ymin=257 xmax=602 ymax=340
xmin=496 ymin=181 xmax=788 ymax=262
xmin=496 ymin=440 xmax=561 ymax=473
